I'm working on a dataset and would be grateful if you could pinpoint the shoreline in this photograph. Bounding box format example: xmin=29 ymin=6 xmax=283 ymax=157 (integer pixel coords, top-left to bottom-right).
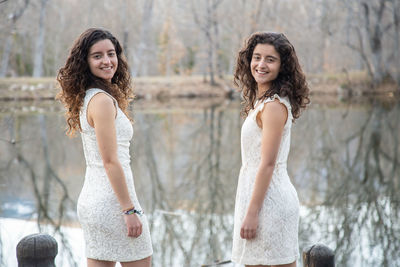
xmin=0 ymin=74 xmax=398 ymax=102
xmin=0 ymin=76 xmax=235 ymax=101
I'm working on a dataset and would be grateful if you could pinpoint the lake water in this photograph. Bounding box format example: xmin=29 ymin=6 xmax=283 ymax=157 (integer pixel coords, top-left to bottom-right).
xmin=0 ymin=95 xmax=399 ymax=267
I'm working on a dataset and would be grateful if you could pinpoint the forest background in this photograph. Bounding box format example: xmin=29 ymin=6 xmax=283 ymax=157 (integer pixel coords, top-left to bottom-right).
xmin=0 ymin=0 xmax=399 ymax=97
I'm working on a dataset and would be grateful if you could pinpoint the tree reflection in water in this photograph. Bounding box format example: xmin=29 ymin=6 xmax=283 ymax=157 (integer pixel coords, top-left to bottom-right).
xmin=132 ymin=103 xmax=241 ymax=266
xmin=0 ymin=112 xmax=79 ymax=267
xmin=297 ymin=99 xmax=400 ymax=266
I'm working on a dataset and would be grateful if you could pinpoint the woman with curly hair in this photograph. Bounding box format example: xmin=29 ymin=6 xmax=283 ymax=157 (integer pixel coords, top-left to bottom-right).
xmin=57 ymin=28 xmax=152 ymax=267
xmin=231 ymin=32 xmax=310 ymax=267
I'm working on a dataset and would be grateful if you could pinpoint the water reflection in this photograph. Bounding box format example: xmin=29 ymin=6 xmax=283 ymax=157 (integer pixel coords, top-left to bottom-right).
xmin=0 ymin=96 xmax=399 ymax=266
xmin=0 ymin=111 xmax=81 ymax=267
xmin=131 ymin=103 xmax=241 ymax=266
xmin=296 ymin=98 xmax=400 ymax=267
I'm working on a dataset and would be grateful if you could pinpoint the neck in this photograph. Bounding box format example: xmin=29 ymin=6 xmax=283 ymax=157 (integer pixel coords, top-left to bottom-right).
xmin=257 ymin=84 xmax=270 ymax=99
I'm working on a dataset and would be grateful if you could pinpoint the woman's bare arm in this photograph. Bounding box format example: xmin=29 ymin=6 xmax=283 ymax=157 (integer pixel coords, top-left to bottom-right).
xmin=88 ymin=93 xmax=142 ymax=237
xmin=240 ymin=100 xmax=288 ymax=239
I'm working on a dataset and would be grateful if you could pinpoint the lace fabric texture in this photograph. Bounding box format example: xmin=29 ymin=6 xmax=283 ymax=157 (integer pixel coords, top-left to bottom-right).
xmin=231 ymin=94 xmax=299 ymax=265
xmin=77 ymin=88 xmax=153 ymax=261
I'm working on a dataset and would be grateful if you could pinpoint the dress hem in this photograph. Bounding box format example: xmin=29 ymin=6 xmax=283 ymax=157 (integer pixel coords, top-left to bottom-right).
xmin=231 ymin=254 xmax=298 ymax=265
xmin=87 ymin=251 xmax=153 ymax=263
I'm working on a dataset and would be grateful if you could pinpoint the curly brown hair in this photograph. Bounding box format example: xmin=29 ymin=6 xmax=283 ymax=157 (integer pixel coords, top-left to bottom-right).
xmin=234 ymin=32 xmax=310 ymax=120
xmin=56 ymin=28 xmax=133 ymax=136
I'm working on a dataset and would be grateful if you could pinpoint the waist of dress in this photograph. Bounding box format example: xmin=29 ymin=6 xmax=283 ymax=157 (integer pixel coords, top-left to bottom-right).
xmin=86 ymin=160 xmax=131 ymax=168
xmin=241 ymin=160 xmax=287 ymax=169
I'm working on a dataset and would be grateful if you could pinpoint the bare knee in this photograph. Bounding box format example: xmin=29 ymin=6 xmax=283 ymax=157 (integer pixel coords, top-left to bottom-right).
xmin=120 ymin=256 xmax=151 ymax=267
xmin=87 ymin=258 xmax=116 ymax=267
xmin=272 ymin=261 xmax=296 ymax=267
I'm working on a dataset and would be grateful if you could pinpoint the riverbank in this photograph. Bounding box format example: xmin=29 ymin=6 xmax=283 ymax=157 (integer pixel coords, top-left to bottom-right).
xmin=0 ymin=73 xmax=398 ymax=101
xmin=0 ymin=76 xmax=234 ymax=101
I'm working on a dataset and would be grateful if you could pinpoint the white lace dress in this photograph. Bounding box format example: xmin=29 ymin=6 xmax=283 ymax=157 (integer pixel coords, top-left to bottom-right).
xmin=77 ymin=88 xmax=153 ymax=262
xmin=232 ymin=94 xmax=299 ymax=265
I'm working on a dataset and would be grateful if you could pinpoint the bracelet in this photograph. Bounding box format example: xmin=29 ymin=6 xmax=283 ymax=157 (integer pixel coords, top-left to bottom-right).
xmin=123 ymin=207 xmax=143 ymax=216
xmin=122 ymin=206 xmax=134 ymax=212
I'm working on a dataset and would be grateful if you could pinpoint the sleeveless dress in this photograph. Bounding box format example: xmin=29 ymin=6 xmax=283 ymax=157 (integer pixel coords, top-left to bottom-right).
xmin=231 ymin=94 xmax=299 ymax=265
xmin=77 ymin=88 xmax=153 ymax=262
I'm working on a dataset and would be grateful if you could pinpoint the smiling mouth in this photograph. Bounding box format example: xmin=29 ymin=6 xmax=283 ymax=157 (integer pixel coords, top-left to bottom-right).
xmin=101 ymin=66 xmax=113 ymax=71
xmin=256 ymin=70 xmax=269 ymax=75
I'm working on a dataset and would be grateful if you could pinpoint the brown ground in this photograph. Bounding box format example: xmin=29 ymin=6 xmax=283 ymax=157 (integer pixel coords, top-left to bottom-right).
xmin=0 ymin=76 xmax=234 ymax=101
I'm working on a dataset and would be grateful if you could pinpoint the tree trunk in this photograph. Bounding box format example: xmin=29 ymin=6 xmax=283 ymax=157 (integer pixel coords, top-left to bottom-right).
xmin=391 ymin=0 xmax=400 ymax=86
xmin=205 ymin=0 xmax=215 ymax=85
xmin=0 ymin=0 xmax=29 ymax=77
xmin=120 ymin=0 xmax=129 ymax=57
xmin=33 ymin=0 xmax=50 ymax=77
xmin=249 ymin=0 xmax=264 ymax=34
xmin=131 ymin=0 xmax=154 ymax=77
xmin=318 ymin=0 xmax=333 ymax=73
xmin=343 ymin=0 xmax=391 ymax=85
xmin=362 ymin=1 xmax=386 ymax=84
xmin=0 ymin=34 xmax=13 ymax=77
xmin=192 ymin=0 xmax=223 ymax=85
xmin=212 ymin=1 xmax=223 ymax=79
xmin=206 ymin=26 xmax=215 ymax=85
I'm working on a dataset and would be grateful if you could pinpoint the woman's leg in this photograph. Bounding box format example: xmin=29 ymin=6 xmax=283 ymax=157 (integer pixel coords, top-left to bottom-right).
xmin=272 ymin=261 xmax=296 ymax=267
xmin=120 ymin=256 xmax=151 ymax=267
xmin=245 ymin=262 xmax=295 ymax=267
xmin=87 ymin=258 xmax=116 ymax=267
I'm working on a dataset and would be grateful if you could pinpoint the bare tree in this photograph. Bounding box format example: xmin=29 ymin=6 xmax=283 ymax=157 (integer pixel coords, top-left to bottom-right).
xmin=342 ymin=0 xmax=398 ymax=85
xmin=0 ymin=0 xmax=398 ymax=89
xmin=388 ymin=0 xmax=400 ymax=84
xmin=212 ymin=3 xmax=223 ymax=79
xmin=0 ymin=0 xmax=29 ymax=77
xmin=191 ymin=0 xmax=223 ymax=85
xmin=32 ymin=0 xmax=50 ymax=77
xmin=120 ymin=0 xmax=129 ymax=58
xmin=248 ymin=0 xmax=265 ymax=34
xmin=130 ymin=0 xmax=155 ymax=77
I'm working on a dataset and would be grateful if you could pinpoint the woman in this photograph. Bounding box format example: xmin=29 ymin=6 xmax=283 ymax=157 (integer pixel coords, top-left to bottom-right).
xmin=57 ymin=28 xmax=152 ymax=267
xmin=231 ymin=32 xmax=310 ymax=267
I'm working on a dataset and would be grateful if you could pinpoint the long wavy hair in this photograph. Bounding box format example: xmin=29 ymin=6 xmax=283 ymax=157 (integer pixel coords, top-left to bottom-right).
xmin=56 ymin=28 xmax=133 ymax=136
xmin=234 ymin=32 xmax=310 ymax=120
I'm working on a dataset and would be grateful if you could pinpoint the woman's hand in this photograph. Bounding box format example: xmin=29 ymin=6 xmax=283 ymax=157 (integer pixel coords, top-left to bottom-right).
xmin=124 ymin=213 xmax=142 ymax=238
xmin=240 ymin=212 xmax=259 ymax=239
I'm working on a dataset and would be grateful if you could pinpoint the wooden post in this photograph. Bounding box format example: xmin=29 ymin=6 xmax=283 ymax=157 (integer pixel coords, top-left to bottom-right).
xmin=16 ymin=233 xmax=58 ymax=267
xmin=303 ymin=244 xmax=335 ymax=267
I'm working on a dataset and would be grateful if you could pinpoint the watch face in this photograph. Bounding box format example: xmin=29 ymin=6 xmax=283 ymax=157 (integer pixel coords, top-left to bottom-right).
xmin=135 ymin=209 xmax=143 ymax=215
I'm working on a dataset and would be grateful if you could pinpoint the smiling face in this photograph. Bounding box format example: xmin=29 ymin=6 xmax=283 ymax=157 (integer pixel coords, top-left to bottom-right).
xmin=250 ymin=43 xmax=281 ymax=94
xmin=87 ymin=39 xmax=118 ymax=82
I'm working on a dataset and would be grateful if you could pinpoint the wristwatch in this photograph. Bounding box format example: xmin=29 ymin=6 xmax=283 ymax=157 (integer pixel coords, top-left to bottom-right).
xmin=123 ymin=208 xmax=143 ymax=216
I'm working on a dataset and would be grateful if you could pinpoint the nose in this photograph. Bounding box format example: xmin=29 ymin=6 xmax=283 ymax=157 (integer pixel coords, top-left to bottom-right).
xmin=102 ymin=55 xmax=111 ymax=64
xmin=258 ymin=59 xmax=267 ymax=68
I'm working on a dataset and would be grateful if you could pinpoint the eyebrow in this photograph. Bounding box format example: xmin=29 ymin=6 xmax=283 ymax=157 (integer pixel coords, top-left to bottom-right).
xmin=253 ymin=53 xmax=279 ymax=60
xmin=89 ymin=49 xmax=116 ymax=56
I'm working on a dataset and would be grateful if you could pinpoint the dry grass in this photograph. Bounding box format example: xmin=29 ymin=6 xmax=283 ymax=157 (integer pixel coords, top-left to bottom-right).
xmin=0 ymin=72 xmax=398 ymax=100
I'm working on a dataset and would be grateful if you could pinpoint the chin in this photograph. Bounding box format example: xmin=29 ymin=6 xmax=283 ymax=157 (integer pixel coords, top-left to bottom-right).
xmin=256 ymin=79 xmax=269 ymax=85
xmin=103 ymin=76 xmax=114 ymax=82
